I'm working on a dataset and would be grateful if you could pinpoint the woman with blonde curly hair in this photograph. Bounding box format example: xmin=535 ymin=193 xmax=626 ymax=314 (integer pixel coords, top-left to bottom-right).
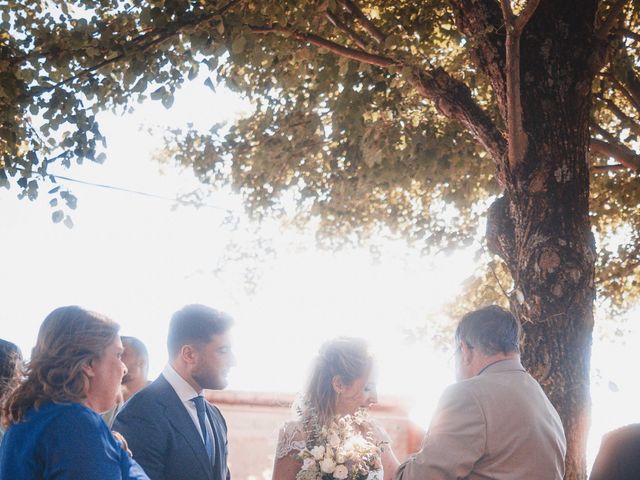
xmin=272 ymin=337 xmax=399 ymax=480
xmin=0 ymin=306 xmax=148 ymax=479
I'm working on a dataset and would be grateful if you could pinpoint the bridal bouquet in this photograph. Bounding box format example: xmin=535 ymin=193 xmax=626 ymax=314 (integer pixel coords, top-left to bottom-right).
xmin=296 ymin=409 xmax=384 ymax=480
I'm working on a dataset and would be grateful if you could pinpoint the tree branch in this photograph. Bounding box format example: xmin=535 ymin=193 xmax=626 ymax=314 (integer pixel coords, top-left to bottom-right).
xmin=408 ymin=67 xmax=507 ymax=178
xmin=604 ymin=72 xmax=640 ymax=114
xmin=337 ymin=0 xmax=386 ymax=44
xmin=325 ymin=9 xmax=368 ymax=50
xmin=591 ymin=163 xmax=627 ymax=171
xmin=597 ymin=95 xmax=640 ymax=136
xmin=590 ymin=135 xmax=640 ymax=170
xmin=513 ymin=0 xmax=541 ymax=31
xmin=596 ymin=0 xmax=629 ymax=40
xmin=249 ymin=22 xmax=505 ymax=181
xmin=449 ymin=0 xmax=507 ymax=121
xmin=23 ymin=0 xmax=243 ymax=100
xmin=499 ymin=0 xmax=540 ymax=168
xmin=249 ymin=25 xmax=399 ymax=68
xmin=620 ymin=60 xmax=640 ymax=112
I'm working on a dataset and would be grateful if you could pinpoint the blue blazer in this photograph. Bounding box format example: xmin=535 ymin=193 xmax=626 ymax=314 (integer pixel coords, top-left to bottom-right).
xmin=113 ymin=375 xmax=230 ymax=480
xmin=0 ymin=402 xmax=147 ymax=480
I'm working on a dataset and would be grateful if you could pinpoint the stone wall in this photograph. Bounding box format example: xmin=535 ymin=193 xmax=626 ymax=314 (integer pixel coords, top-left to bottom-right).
xmin=206 ymin=390 xmax=424 ymax=480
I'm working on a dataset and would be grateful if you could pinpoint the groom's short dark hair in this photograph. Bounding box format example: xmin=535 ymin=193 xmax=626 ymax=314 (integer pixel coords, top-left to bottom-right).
xmin=168 ymin=304 xmax=233 ymax=358
xmin=455 ymin=305 xmax=521 ymax=355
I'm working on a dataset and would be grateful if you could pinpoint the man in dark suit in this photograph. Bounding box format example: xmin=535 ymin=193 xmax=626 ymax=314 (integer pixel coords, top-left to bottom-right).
xmin=114 ymin=305 xmax=235 ymax=480
xmin=590 ymin=423 xmax=640 ymax=480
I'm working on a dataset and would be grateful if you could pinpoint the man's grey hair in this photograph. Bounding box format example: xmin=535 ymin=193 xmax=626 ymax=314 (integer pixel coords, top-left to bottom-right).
xmin=455 ymin=305 xmax=521 ymax=355
xmin=121 ymin=336 xmax=149 ymax=365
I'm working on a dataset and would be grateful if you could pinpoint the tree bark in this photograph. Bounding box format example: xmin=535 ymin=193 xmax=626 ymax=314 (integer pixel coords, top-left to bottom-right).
xmin=481 ymin=2 xmax=599 ymax=478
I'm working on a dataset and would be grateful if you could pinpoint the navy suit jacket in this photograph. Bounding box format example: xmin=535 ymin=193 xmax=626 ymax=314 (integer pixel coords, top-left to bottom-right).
xmin=113 ymin=375 xmax=230 ymax=480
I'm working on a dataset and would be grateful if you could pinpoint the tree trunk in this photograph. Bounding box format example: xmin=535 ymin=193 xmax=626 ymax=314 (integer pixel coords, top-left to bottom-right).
xmin=485 ymin=2 xmax=599 ymax=479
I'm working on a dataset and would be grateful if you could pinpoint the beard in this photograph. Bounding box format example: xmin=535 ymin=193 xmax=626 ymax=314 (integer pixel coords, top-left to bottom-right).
xmin=192 ymin=367 xmax=227 ymax=391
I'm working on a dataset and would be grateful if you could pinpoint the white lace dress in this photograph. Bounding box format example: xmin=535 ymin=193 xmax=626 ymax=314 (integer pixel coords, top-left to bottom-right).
xmin=275 ymin=421 xmax=384 ymax=480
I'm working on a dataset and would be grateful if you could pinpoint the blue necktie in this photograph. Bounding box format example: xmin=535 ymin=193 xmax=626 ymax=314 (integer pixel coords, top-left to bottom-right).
xmin=191 ymin=395 xmax=214 ymax=463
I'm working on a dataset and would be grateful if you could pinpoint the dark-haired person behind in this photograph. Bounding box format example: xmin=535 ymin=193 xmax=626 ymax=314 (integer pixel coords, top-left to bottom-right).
xmin=590 ymin=423 xmax=640 ymax=480
xmin=114 ymin=304 xmax=235 ymax=480
xmin=0 ymin=306 xmax=148 ymax=479
xmin=0 ymin=339 xmax=22 ymax=445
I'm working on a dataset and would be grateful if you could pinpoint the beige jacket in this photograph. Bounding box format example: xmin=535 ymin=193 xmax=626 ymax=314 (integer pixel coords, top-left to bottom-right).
xmin=396 ymin=358 xmax=566 ymax=480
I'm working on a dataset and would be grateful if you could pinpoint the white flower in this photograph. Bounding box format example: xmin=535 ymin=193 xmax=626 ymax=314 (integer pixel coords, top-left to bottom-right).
xmin=335 ymin=449 xmax=346 ymax=464
xmin=328 ymin=432 xmax=341 ymax=448
xmin=333 ymin=464 xmax=349 ymax=480
xmin=319 ymin=458 xmax=336 ymax=474
xmin=302 ymin=457 xmax=316 ymax=471
xmin=310 ymin=445 xmax=325 ymax=460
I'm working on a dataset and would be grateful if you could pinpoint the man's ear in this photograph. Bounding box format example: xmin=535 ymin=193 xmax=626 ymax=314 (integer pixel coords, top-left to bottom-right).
xmin=180 ymin=344 xmax=198 ymax=365
xmin=461 ymin=342 xmax=474 ymax=365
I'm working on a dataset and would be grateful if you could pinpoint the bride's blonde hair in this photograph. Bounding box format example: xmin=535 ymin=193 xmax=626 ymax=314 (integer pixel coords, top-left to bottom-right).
xmin=301 ymin=337 xmax=373 ymax=426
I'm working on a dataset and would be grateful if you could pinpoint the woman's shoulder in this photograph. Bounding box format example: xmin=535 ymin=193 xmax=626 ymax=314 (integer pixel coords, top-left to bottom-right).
xmin=275 ymin=420 xmax=307 ymax=459
xmin=279 ymin=419 xmax=304 ymax=434
xmin=40 ymin=402 xmax=110 ymax=443
xmin=48 ymin=402 xmax=103 ymax=426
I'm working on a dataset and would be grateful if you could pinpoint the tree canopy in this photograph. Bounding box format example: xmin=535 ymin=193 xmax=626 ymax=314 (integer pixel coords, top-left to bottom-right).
xmin=1 ymin=0 xmax=638 ymax=312
xmin=3 ymin=1 xmax=640 ymax=477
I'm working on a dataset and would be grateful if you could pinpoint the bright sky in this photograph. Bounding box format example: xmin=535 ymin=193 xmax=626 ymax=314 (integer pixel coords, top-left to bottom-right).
xmin=1 ymin=79 xmax=639 ymax=468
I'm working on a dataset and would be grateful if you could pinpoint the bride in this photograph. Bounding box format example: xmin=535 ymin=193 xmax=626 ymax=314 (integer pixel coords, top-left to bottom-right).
xmin=272 ymin=337 xmax=399 ymax=480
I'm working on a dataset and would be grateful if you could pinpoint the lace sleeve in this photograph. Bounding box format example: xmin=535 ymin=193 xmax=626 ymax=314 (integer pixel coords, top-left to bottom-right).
xmin=275 ymin=421 xmax=307 ymax=459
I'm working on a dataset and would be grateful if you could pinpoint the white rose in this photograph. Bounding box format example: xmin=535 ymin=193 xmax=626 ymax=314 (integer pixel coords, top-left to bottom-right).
xmin=335 ymin=449 xmax=346 ymax=464
xmin=333 ymin=465 xmax=349 ymax=480
xmin=310 ymin=445 xmax=325 ymax=460
xmin=302 ymin=457 xmax=316 ymax=471
xmin=320 ymin=458 xmax=336 ymax=474
xmin=328 ymin=432 xmax=341 ymax=448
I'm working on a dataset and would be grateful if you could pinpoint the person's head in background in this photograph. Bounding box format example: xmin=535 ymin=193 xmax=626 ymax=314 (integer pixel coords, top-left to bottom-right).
xmin=0 ymin=340 xmax=23 ymax=431
xmin=167 ymin=304 xmax=235 ymax=392
xmin=120 ymin=336 xmax=150 ymax=402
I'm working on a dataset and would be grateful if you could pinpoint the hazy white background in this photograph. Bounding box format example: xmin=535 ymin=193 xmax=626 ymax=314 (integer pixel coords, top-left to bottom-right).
xmin=1 ymin=81 xmax=638 ymax=467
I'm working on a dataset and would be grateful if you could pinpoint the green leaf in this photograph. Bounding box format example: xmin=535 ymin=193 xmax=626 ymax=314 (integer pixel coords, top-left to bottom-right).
xmin=204 ymin=77 xmax=216 ymax=91
xmin=150 ymin=87 xmax=165 ymax=100
xmin=231 ymin=35 xmax=246 ymax=54
xmin=188 ymin=64 xmax=199 ymax=80
xmin=162 ymin=93 xmax=175 ymax=109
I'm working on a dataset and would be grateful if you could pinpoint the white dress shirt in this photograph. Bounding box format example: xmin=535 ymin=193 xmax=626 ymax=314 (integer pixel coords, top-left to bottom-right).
xmin=162 ymin=364 xmax=215 ymax=450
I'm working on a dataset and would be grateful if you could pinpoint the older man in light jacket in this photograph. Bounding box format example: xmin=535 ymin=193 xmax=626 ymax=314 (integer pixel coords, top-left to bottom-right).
xmin=396 ymin=305 xmax=566 ymax=480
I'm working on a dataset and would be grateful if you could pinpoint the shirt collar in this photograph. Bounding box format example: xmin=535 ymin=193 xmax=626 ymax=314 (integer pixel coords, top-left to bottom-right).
xmin=478 ymin=357 xmax=525 ymax=376
xmin=162 ymin=363 xmax=202 ymax=402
